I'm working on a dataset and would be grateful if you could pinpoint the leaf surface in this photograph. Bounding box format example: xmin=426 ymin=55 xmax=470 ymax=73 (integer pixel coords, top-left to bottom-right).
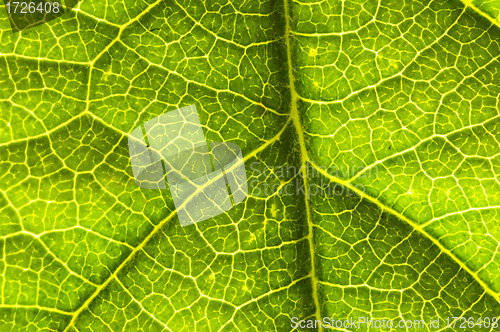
xmin=0 ymin=0 xmax=500 ymax=331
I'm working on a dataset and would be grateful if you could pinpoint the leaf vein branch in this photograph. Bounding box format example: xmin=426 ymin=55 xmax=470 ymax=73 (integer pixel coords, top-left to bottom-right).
xmin=312 ymin=161 xmax=500 ymax=304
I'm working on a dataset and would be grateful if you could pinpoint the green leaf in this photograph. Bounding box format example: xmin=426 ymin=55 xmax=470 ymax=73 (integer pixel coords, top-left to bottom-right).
xmin=462 ymin=0 xmax=500 ymax=26
xmin=0 ymin=0 xmax=500 ymax=331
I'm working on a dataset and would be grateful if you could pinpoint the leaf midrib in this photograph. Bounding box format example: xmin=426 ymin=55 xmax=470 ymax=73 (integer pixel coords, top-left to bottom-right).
xmin=282 ymin=1 xmax=324 ymax=332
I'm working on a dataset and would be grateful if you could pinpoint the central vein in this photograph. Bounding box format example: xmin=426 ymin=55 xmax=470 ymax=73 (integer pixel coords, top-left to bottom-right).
xmin=282 ymin=0 xmax=324 ymax=329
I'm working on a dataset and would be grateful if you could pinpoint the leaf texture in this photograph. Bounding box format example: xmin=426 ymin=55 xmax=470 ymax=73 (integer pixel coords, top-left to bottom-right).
xmin=0 ymin=0 xmax=500 ymax=331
